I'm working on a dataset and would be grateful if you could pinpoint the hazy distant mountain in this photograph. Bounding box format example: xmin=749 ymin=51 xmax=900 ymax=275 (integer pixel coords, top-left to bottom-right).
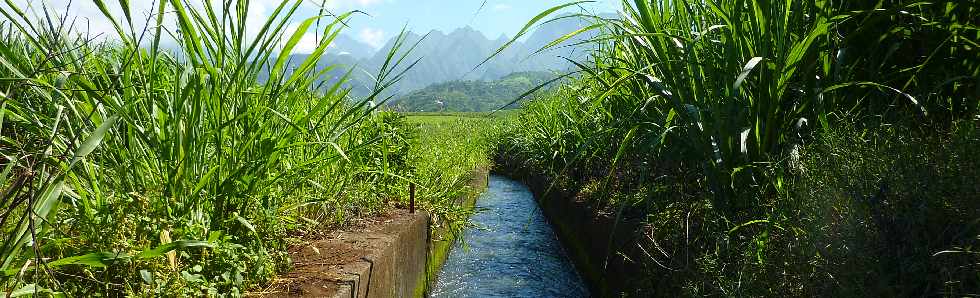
xmin=297 ymin=13 xmax=607 ymax=98
xmin=364 ymin=26 xmax=518 ymax=93
xmin=328 ymin=35 xmax=376 ymax=60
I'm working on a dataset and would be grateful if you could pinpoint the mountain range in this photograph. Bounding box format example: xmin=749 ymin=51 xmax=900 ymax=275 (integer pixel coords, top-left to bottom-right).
xmin=297 ymin=14 xmax=606 ymax=99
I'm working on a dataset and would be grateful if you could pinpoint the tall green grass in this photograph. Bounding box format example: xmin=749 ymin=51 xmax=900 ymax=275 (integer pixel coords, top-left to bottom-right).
xmin=0 ymin=0 xmax=423 ymax=295
xmin=581 ymin=0 xmax=976 ymax=208
xmin=498 ymin=0 xmax=979 ymax=295
xmin=403 ymin=114 xmax=499 ymax=235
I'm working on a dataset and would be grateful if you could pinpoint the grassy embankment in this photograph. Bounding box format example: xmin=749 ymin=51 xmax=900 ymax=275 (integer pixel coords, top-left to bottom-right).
xmin=402 ymin=112 xmax=500 ymax=296
xmin=498 ymin=0 xmax=979 ymax=296
xmin=403 ymin=112 xmax=500 ymax=236
xmin=0 ymin=1 xmax=495 ymax=296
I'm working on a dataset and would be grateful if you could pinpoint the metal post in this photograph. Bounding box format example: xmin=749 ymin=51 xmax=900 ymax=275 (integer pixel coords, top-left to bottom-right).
xmin=409 ymin=182 xmax=416 ymax=213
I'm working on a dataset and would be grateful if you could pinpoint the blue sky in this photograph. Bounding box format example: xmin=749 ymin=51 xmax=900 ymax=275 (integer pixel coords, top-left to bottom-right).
xmin=3 ymin=0 xmax=619 ymax=52
xmin=326 ymin=0 xmax=619 ymax=48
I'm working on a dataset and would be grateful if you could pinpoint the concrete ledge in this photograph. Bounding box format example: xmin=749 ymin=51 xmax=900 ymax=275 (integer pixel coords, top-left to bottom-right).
xmin=261 ymin=167 xmax=490 ymax=298
xmin=264 ymin=210 xmax=428 ymax=298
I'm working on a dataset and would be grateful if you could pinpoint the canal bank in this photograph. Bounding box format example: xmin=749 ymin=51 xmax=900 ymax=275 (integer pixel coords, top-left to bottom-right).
xmin=260 ymin=158 xmax=635 ymax=297
xmin=261 ymin=167 xmax=489 ymax=297
xmin=420 ymin=167 xmax=490 ymax=296
xmin=494 ymin=155 xmax=648 ymax=297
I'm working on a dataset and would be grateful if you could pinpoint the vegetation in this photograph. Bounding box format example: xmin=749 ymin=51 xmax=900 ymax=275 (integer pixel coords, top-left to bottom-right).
xmin=0 ymin=1 xmax=491 ymax=296
xmin=392 ymin=72 xmax=556 ymax=112
xmin=403 ymin=113 xmax=500 ymax=235
xmin=2 ymin=0 xmax=977 ymax=296
xmin=499 ymin=0 xmax=979 ymax=296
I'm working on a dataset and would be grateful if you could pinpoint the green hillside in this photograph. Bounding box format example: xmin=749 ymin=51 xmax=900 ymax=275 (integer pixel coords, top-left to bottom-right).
xmin=391 ymin=71 xmax=556 ymax=112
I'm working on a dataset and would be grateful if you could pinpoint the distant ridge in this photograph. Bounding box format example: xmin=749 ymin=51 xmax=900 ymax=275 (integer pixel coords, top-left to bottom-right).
xmin=392 ymin=71 xmax=558 ymax=112
xmin=290 ymin=14 xmax=609 ymax=97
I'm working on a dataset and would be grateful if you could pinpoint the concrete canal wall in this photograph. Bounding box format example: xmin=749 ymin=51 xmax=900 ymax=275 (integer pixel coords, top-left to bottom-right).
xmin=269 ymin=210 xmax=428 ymax=298
xmin=267 ymin=167 xmax=489 ymax=297
xmin=421 ymin=167 xmax=489 ymax=296
xmin=495 ymin=155 xmax=646 ymax=297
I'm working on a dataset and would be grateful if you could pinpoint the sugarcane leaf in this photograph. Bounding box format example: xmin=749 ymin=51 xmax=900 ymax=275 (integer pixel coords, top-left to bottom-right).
xmin=135 ymin=240 xmax=213 ymax=259
xmin=734 ymin=57 xmax=764 ymax=92
xmin=70 ymin=115 xmax=119 ymax=167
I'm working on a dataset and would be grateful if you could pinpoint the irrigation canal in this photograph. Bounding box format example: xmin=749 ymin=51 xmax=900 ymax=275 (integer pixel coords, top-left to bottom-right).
xmin=430 ymin=175 xmax=588 ymax=297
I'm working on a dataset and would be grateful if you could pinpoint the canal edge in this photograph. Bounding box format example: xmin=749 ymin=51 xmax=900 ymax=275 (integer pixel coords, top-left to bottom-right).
xmin=417 ymin=166 xmax=491 ymax=297
xmin=493 ymin=154 xmax=646 ymax=297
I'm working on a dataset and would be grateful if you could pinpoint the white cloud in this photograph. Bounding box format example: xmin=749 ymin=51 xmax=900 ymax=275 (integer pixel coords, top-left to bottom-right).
xmin=283 ymin=23 xmax=321 ymax=54
xmin=1 ymin=0 xmax=353 ymax=54
xmin=0 ymin=0 xmax=318 ymax=44
xmin=357 ymin=27 xmax=385 ymax=49
xmin=492 ymin=4 xmax=512 ymax=12
xmin=2 ymin=0 xmax=153 ymax=39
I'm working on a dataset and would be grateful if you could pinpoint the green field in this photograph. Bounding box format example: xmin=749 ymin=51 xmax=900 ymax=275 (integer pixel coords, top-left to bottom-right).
xmin=392 ymin=71 xmax=556 ymax=112
xmin=1 ymin=0 xmax=978 ymax=296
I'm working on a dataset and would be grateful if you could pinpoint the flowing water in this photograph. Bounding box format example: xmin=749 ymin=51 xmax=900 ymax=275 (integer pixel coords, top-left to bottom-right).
xmin=430 ymin=175 xmax=589 ymax=297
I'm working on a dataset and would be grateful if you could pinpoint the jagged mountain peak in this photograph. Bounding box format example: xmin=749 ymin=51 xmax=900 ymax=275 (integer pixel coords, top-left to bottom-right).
xmin=305 ymin=15 xmax=603 ymax=96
